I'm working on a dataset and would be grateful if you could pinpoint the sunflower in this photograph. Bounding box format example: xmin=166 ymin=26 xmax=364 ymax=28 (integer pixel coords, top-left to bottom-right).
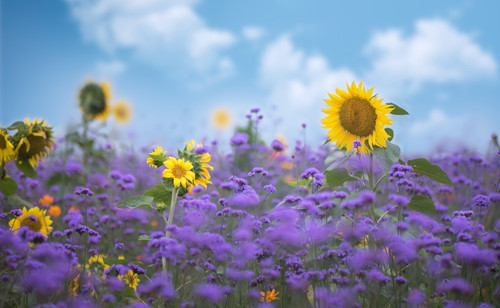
xmin=147 ymin=146 xmax=167 ymax=168
xmin=9 ymin=207 xmax=53 ymax=237
xmin=0 ymin=129 xmax=15 ymax=163
xmin=86 ymin=254 xmax=109 ymax=272
xmin=14 ymin=118 xmax=55 ymax=168
xmin=260 ymin=289 xmax=280 ymax=302
xmin=162 ymin=157 xmax=195 ymax=188
xmin=112 ymin=101 xmax=132 ymax=124
xmin=79 ymin=81 xmax=111 ymax=121
xmin=321 ymin=81 xmax=394 ymax=155
xmin=211 ymin=108 xmax=232 ymax=130
xmin=183 ymin=140 xmax=213 ymax=189
xmin=119 ymin=270 xmax=140 ymax=291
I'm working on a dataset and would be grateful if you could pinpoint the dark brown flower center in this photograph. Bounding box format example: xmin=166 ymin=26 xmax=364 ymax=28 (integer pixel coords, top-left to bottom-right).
xmin=0 ymin=135 xmax=6 ymax=149
xmin=338 ymin=97 xmax=377 ymax=137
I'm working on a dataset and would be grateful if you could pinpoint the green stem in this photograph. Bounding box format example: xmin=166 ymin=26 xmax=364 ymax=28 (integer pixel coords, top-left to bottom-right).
xmin=162 ymin=188 xmax=179 ymax=273
xmin=373 ymin=172 xmax=388 ymax=192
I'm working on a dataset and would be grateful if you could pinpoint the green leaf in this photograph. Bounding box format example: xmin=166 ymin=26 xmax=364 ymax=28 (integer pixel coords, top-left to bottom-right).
xmin=47 ymin=173 xmax=64 ymax=187
xmin=387 ymin=103 xmax=409 ymax=115
xmin=408 ymin=158 xmax=453 ymax=185
xmin=115 ymin=195 xmax=154 ymax=209
xmin=398 ymin=159 xmax=406 ymax=165
xmin=0 ymin=178 xmax=18 ymax=196
xmin=408 ymin=195 xmax=436 ymax=215
xmin=144 ymin=184 xmax=172 ymax=204
xmin=385 ymin=128 xmax=394 ymax=142
xmin=322 ymin=138 xmax=331 ymax=146
xmin=15 ymin=158 xmax=37 ymax=179
xmin=7 ymin=121 xmax=25 ymax=130
xmin=138 ymin=235 xmax=151 ymax=241
xmin=7 ymin=195 xmax=34 ymax=208
xmin=372 ymin=141 xmax=401 ymax=172
xmin=287 ymin=178 xmax=310 ymax=188
xmin=325 ymin=168 xmax=357 ymax=187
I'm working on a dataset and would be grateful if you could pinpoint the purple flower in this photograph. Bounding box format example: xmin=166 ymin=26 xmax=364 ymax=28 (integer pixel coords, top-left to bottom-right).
xmin=250 ymin=108 xmax=260 ymax=113
xmin=138 ymin=273 xmax=176 ymax=300
xmin=195 ymin=283 xmax=224 ymax=303
xmin=437 ymin=278 xmax=473 ymax=295
xmin=473 ymin=195 xmax=490 ymax=207
xmin=353 ymin=139 xmax=362 ymax=149
xmin=263 ymin=184 xmax=276 ymax=194
xmin=454 ymin=243 xmax=497 ymax=267
xmin=65 ymin=161 xmax=83 ymax=175
xmin=230 ymin=133 xmax=249 ymax=146
xmin=271 ymin=139 xmax=284 ymax=152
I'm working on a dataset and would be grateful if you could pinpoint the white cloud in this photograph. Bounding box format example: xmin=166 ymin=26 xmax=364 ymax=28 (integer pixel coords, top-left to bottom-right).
xmin=242 ymin=26 xmax=265 ymax=41
xmin=364 ymin=18 xmax=497 ymax=96
xmin=95 ymin=60 xmax=126 ymax=78
xmin=65 ymin=0 xmax=236 ymax=79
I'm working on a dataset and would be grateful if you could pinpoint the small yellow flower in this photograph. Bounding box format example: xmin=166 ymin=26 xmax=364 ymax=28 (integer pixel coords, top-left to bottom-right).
xmin=321 ymin=81 xmax=393 ymax=155
xmin=162 ymin=157 xmax=195 ymax=188
xmin=112 ymin=101 xmax=132 ymax=124
xmin=86 ymin=254 xmax=109 ymax=271
xmin=119 ymin=270 xmax=140 ymax=291
xmin=211 ymin=108 xmax=232 ymax=130
xmin=9 ymin=207 xmax=53 ymax=237
xmin=0 ymin=129 xmax=15 ymax=163
xmin=260 ymin=289 xmax=280 ymax=302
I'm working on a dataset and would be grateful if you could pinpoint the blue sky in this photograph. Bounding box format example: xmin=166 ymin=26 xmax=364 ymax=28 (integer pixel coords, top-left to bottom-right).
xmin=1 ymin=0 xmax=499 ymax=155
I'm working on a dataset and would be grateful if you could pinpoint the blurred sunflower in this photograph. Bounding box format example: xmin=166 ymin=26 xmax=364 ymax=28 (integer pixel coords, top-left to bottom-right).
xmin=14 ymin=118 xmax=55 ymax=168
xmin=9 ymin=206 xmax=53 ymax=237
xmin=78 ymin=81 xmax=111 ymax=121
xmin=321 ymin=81 xmax=393 ymax=155
xmin=0 ymin=128 xmax=15 ymax=163
xmin=147 ymin=146 xmax=167 ymax=168
xmin=162 ymin=157 xmax=195 ymax=188
xmin=119 ymin=270 xmax=140 ymax=291
xmin=112 ymin=101 xmax=132 ymax=124
xmin=211 ymin=108 xmax=232 ymax=130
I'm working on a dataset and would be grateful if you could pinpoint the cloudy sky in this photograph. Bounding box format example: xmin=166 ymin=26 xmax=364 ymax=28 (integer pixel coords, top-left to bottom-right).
xmin=1 ymin=0 xmax=499 ymax=155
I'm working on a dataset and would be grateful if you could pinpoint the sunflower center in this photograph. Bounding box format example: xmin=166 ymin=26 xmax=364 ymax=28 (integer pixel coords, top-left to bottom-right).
xmin=172 ymin=165 xmax=186 ymax=178
xmin=20 ymin=217 xmax=42 ymax=232
xmin=338 ymin=97 xmax=377 ymax=137
xmin=0 ymin=136 xmax=6 ymax=149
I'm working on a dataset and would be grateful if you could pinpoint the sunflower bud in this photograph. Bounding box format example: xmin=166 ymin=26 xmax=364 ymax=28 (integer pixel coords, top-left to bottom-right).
xmin=156 ymin=202 xmax=167 ymax=213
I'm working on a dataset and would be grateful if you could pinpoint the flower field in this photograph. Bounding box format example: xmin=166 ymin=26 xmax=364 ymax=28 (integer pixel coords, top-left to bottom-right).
xmin=1 ymin=81 xmax=500 ymax=308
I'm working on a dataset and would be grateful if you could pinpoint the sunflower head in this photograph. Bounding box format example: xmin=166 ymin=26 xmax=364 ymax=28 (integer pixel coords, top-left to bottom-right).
xmin=162 ymin=157 xmax=195 ymax=189
xmin=147 ymin=146 xmax=168 ymax=168
xmin=212 ymin=108 xmax=232 ymax=130
xmin=9 ymin=207 xmax=53 ymax=237
xmin=112 ymin=101 xmax=133 ymax=124
xmin=321 ymin=81 xmax=394 ymax=155
xmin=79 ymin=81 xmax=111 ymax=121
xmin=10 ymin=118 xmax=55 ymax=168
xmin=0 ymin=128 xmax=15 ymax=164
xmin=119 ymin=270 xmax=140 ymax=291
xmin=178 ymin=140 xmax=213 ymax=190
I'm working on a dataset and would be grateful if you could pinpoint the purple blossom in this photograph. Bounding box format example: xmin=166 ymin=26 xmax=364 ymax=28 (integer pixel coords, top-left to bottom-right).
xmin=271 ymin=139 xmax=284 ymax=152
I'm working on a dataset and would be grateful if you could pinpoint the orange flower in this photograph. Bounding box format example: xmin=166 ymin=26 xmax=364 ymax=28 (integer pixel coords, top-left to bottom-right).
xmin=150 ymin=221 xmax=158 ymax=227
xmin=260 ymin=289 xmax=279 ymax=302
xmin=39 ymin=194 xmax=54 ymax=207
xmin=48 ymin=205 xmax=61 ymax=218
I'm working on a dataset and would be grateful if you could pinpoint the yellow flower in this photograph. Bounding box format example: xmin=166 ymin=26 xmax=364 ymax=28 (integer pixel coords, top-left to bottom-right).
xmin=162 ymin=157 xmax=195 ymax=188
xmin=0 ymin=129 xmax=15 ymax=163
xmin=112 ymin=101 xmax=132 ymax=124
xmin=211 ymin=108 xmax=232 ymax=130
xmin=78 ymin=81 xmax=111 ymax=121
xmin=260 ymin=289 xmax=280 ymax=302
xmin=86 ymin=254 xmax=109 ymax=271
xmin=147 ymin=146 xmax=167 ymax=168
xmin=14 ymin=118 xmax=55 ymax=168
xmin=194 ymin=152 xmax=213 ymax=189
xmin=321 ymin=81 xmax=393 ymax=155
xmin=119 ymin=270 xmax=140 ymax=291
xmin=9 ymin=207 xmax=53 ymax=237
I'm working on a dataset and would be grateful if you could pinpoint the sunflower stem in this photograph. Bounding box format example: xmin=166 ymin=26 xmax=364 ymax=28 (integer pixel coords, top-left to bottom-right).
xmin=162 ymin=187 xmax=179 ymax=273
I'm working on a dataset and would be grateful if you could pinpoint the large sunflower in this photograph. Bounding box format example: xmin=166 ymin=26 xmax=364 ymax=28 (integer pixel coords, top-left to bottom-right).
xmin=162 ymin=157 xmax=196 ymax=188
xmin=321 ymin=81 xmax=393 ymax=155
xmin=9 ymin=207 xmax=53 ymax=237
xmin=0 ymin=129 xmax=15 ymax=163
xmin=14 ymin=118 xmax=55 ymax=167
xmin=78 ymin=81 xmax=111 ymax=121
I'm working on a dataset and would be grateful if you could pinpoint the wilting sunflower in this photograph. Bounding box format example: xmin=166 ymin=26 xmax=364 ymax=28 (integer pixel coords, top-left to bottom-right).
xmin=162 ymin=157 xmax=196 ymax=188
xmin=147 ymin=146 xmax=167 ymax=168
xmin=79 ymin=81 xmax=111 ymax=121
xmin=211 ymin=108 xmax=232 ymax=130
xmin=0 ymin=129 xmax=15 ymax=163
xmin=9 ymin=206 xmax=53 ymax=237
xmin=112 ymin=101 xmax=132 ymax=124
xmin=14 ymin=118 xmax=55 ymax=168
xmin=119 ymin=270 xmax=140 ymax=291
xmin=321 ymin=81 xmax=393 ymax=155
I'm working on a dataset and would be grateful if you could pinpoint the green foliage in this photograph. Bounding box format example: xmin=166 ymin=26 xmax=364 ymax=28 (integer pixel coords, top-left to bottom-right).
xmin=386 ymin=103 xmax=409 ymax=115
xmin=385 ymin=128 xmax=394 ymax=142
xmin=325 ymin=168 xmax=357 ymax=187
xmin=7 ymin=195 xmax=33 ymax=209
xmin=408 ymin=158 xmax=453 ymax=185
xmin=143 ymin=184 xmax=172 ymax=205
xmin=372 ymin=141 xmax=401 ymax=172
xmin=0 ymin=177 xmax=17 ymax=196
xmin=408 ymin=195 xmax=436 ymax=215
xmin=15 ymin=158 xmax=37 ymax=179
xmin=115 ymin=195 xmax=154 ymax=209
